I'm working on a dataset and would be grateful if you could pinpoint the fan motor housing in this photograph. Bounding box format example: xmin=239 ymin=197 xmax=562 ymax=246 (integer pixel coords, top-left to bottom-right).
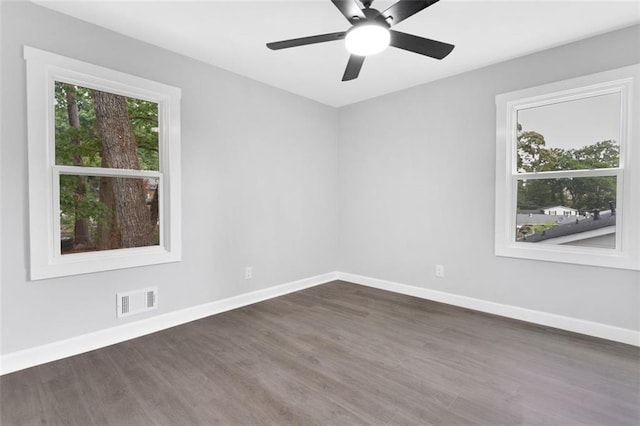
xmin=361 ymin=7 xmax=389 ymax=26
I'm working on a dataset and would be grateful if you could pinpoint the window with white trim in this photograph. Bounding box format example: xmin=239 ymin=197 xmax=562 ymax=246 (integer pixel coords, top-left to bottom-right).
xmin=495 ymin=64 xmax=640 ymax=270
xmin=25 ymin=46 xmax=181 ymax=280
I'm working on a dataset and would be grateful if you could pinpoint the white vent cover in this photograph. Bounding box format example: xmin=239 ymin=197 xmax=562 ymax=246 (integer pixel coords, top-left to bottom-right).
xmin=117 ymin=287 xmax=158 ymax=318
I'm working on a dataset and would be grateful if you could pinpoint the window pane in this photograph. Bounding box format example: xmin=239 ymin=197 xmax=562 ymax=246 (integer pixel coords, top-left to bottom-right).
xmin=54 ymin=82 xmax=159 ymax=171
xmin=516 ymin=93 xmax=620 ymax=172
xmin=516 ymin=176 xmax=617 ymax=249
xmin=60 ymin=175 xmax=160 ymax=254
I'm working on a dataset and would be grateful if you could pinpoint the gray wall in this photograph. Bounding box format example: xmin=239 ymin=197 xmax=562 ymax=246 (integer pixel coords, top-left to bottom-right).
xmin=1 ymin=2 xmax=339 ymax=354
xmin=337 ymin=25 xmax=640 ymax=331
xmin=1 ymin=2 xmax=638 ymax=358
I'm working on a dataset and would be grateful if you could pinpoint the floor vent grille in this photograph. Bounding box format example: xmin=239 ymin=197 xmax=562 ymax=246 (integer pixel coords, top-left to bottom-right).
xmin=117 ymin=287 xmax=158 ymax=318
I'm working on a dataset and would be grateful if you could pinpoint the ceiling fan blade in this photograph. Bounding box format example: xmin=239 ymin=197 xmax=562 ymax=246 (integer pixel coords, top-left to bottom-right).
xmin=267 ymin=32 xmax=346 ymax=50
xmin=342 ymin=55 xmax=365 ymax=81
xmin=331 ymin=0 xmax=366 ymax=25
xmin=389 ymin=30 xmax=454 ymax=59
xmin=381 ymin=0 xmax=440 ymax=27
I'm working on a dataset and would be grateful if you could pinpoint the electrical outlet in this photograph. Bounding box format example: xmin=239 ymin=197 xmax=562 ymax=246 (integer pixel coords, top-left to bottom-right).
xmin=245 ymin=266 xmax=253 ymax=279
xmin=435 ymin=264 xmax=445 ymax=278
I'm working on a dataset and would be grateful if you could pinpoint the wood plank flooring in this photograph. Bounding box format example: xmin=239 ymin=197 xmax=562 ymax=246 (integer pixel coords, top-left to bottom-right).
xmin=1 ymin=281 xmax=639 ymax=425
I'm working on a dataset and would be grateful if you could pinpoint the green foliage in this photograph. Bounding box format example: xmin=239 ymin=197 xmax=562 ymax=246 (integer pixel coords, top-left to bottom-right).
xmin=516 ymin=222 xmax=555 ymax=240
xmin=516 ymin=124 xmax=618 ymax=213
xmin=517 ymin=129 xmax=555 ymax=173
xmin=59 ymin=175 xmax=113 ymax=239
xmin=518 ymin=176 xmax=616 ymax=213
xmin=55 ymin=83 xmax=102 ymax=167
xmin=517 ymin=125 xmax=618 ymax=174
xmin=517 ymin=179 xmax=564 ymax=211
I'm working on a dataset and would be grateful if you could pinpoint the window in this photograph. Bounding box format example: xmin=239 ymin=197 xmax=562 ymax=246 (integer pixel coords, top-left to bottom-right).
xmin=495 ymin=64 xmax=640 ymax=270
xmin=25 ymin=47 xmax=181 ymax=280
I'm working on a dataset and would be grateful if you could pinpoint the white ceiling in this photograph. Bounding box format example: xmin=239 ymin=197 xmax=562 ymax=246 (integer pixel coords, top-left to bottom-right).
xmin=34 ymin=0 xmax=640 ymax=107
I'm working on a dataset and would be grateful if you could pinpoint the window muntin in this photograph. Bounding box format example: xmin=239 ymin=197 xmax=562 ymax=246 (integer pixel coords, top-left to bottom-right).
xmin=25 ymin=46 xmax=181 ymax=280
xmin=495 ymin=64 xmax=639 ymax=270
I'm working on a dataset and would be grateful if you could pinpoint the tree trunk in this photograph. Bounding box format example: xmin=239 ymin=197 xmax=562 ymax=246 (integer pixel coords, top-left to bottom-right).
xmin=150 ymin=186 xmax=159 ymax=226
xmin=96 ymin=176 xmax=121 ymax=250
xmin=65 ymin=87 xmax=91 ymax=248
xmin=92 ymin=90 xmax=154 ymax=248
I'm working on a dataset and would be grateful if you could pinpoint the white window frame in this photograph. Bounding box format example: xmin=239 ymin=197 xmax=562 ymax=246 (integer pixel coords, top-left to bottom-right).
xmin=24 ymin=46 xmax=182 ymax=280
xmin=495 ymin=64 xmax=640 ymax=270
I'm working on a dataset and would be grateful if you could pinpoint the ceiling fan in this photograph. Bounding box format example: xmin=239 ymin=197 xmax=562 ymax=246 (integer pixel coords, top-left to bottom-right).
xmin=266 ymin=0 xmax=455 ymax=82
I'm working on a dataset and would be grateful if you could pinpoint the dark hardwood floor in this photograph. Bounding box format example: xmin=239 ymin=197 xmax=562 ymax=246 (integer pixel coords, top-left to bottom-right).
xmin=1 ymin=281 xmax=639 ymax=425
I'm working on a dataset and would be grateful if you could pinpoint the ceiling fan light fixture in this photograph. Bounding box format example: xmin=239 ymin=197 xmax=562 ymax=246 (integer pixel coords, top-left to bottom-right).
xmin=345 ymin=23 xmax=390 ymax=56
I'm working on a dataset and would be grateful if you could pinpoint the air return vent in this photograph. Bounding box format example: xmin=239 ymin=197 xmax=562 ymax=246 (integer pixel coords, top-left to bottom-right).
xmin=116 ymin=287 xmax=157 ymax=318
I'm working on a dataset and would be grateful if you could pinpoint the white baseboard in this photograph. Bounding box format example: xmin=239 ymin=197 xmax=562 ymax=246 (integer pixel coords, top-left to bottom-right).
xmin=0 ymin=272 xmax=339 ymax=375
xmin=336 ymin=272 xmax=640 ymax=347
xmin=3 ymin=270 xmax=637 ymax=375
